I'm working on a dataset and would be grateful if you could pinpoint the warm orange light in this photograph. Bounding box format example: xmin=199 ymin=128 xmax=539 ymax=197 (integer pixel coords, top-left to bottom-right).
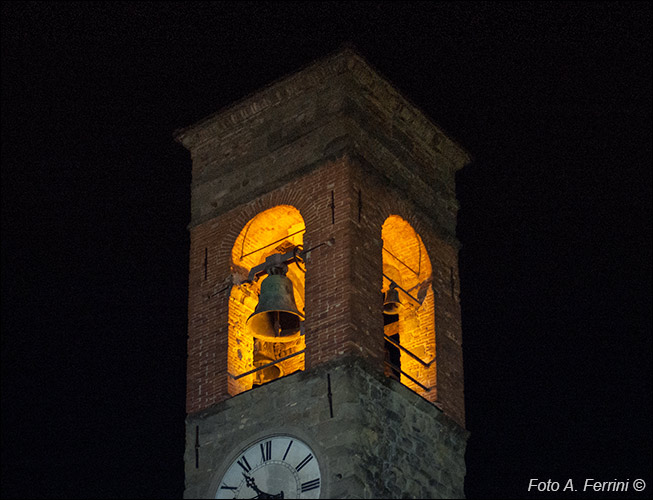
xmin=228 ymin=206 xmax=306 ymax=395
xmin=382 ymin=215 xmax=436 ymax=401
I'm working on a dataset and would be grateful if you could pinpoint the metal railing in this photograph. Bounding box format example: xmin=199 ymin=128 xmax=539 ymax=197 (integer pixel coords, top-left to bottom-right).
xmin=227 ymin=349 xmax=305 ymax=380
xmin=383 ymin=335 xmax=435 ymax=391
xmin=383 ymin=335 xmax=435 ymax=367
xmin=226 ymin=338 xmax=435 ymax=392
xmin=383 ymin=360 xmax=433 ymax=392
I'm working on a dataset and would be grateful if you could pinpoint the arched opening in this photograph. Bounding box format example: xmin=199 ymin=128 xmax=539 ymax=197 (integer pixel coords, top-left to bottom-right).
xmin=381 ymin=215 xmax=436 ymax=399
xmin=228 ymin=206 xmax=306 ymax=395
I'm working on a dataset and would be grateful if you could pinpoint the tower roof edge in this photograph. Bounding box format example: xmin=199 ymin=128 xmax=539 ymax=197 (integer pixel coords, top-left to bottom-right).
xmin=174 ymin=46 xmax=471 ymax=169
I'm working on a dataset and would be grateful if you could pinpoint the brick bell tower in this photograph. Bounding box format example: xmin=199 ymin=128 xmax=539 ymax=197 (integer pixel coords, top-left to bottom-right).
xmin=175 ymin=48 xmax=471 ymax=499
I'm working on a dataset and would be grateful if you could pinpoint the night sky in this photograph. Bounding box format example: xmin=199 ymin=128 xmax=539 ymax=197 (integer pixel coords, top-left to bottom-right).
xmin=2 ymin=2 xmax=651 ymax=499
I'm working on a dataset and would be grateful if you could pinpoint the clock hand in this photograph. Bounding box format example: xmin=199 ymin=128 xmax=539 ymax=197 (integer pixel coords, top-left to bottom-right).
xmin=243 ymin=473 xmax=264 ymax=496
xmin=246 ymin=494 xmax=283 ymax=500
xmin=242 ymin=473 xmax=284 ymax=499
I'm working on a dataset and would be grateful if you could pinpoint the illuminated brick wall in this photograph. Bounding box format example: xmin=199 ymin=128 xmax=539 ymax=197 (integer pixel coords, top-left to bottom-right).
xmin=185 ymin=156 xmax=465 ymax=427
xmin=186 ymin=159 xmax=355 ymax=414
xmin=179 ymin=49 xmax=469 ymax=428
xmin=227 ymin=205 xmax=306 ymax=395
xmin=382 ymin=215 xmax=437 ymax=402
xmin=344 ymin=161 xmax=465 ymax=427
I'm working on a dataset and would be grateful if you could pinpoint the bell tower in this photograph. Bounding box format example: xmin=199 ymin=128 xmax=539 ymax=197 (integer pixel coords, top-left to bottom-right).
xmin=175 ymin=48 xmax=471 ymax=499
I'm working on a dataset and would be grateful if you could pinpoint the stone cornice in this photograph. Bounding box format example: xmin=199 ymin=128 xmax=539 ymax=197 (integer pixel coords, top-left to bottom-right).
xmin=174 ymin=47 xmax=471 ymax=170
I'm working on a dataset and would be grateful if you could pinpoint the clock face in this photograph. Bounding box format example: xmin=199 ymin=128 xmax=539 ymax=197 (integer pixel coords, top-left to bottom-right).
xmin=215 ymin=435 xmax=321 ymax=499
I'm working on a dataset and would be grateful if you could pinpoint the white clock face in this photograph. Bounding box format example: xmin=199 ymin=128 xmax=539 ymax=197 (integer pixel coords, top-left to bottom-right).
xmin=216 ymin=435 xmax=321 ymax=499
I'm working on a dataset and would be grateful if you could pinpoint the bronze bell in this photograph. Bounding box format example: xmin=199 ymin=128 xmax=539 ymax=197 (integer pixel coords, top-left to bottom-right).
xmin=247 ymin=272 xmax=303 ymax=342
xmin=383 ymin=284 xmax=401 ymax=315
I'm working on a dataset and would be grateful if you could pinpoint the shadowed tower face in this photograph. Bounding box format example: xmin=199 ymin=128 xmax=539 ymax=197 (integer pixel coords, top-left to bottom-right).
xmin=175 ymin=48 xmax=471 ymax=499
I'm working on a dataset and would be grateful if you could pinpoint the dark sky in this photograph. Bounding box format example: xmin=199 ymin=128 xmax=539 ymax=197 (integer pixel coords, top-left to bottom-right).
xmin=2 ymin=2 xmax=651 ymax=499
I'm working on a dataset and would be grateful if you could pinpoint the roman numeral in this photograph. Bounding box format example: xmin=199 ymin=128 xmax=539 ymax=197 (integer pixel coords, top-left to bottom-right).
xmin=282 ymin=440 xmax=294 ymax=461
xmin=295 ymin=453 xmax=313 ymax=472
xmin=220 ymin=484 xmax=237 ymax=490
xmin=260 ymin=440 xmax=272 ymax=462
xmin=237 ymin=455 xmax=251 ymax=473
xmin=301 ymin=478 xmax=320 ymax=492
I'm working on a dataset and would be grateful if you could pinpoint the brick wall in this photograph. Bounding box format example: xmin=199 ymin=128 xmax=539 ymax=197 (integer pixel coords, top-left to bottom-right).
xmin=186 ymin=155 xmax=465 ymax=428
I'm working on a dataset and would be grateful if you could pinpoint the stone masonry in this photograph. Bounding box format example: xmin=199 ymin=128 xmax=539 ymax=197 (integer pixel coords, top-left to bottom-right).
xmin=185 ymin=355 xmax=468 ymax=499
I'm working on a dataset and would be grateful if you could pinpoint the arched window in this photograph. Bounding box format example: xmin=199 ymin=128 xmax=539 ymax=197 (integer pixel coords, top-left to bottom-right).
xmin=228 ymin=206 xmax=306 ymax=395
xmin=381 ymin=215 xmax=436 ymax=399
